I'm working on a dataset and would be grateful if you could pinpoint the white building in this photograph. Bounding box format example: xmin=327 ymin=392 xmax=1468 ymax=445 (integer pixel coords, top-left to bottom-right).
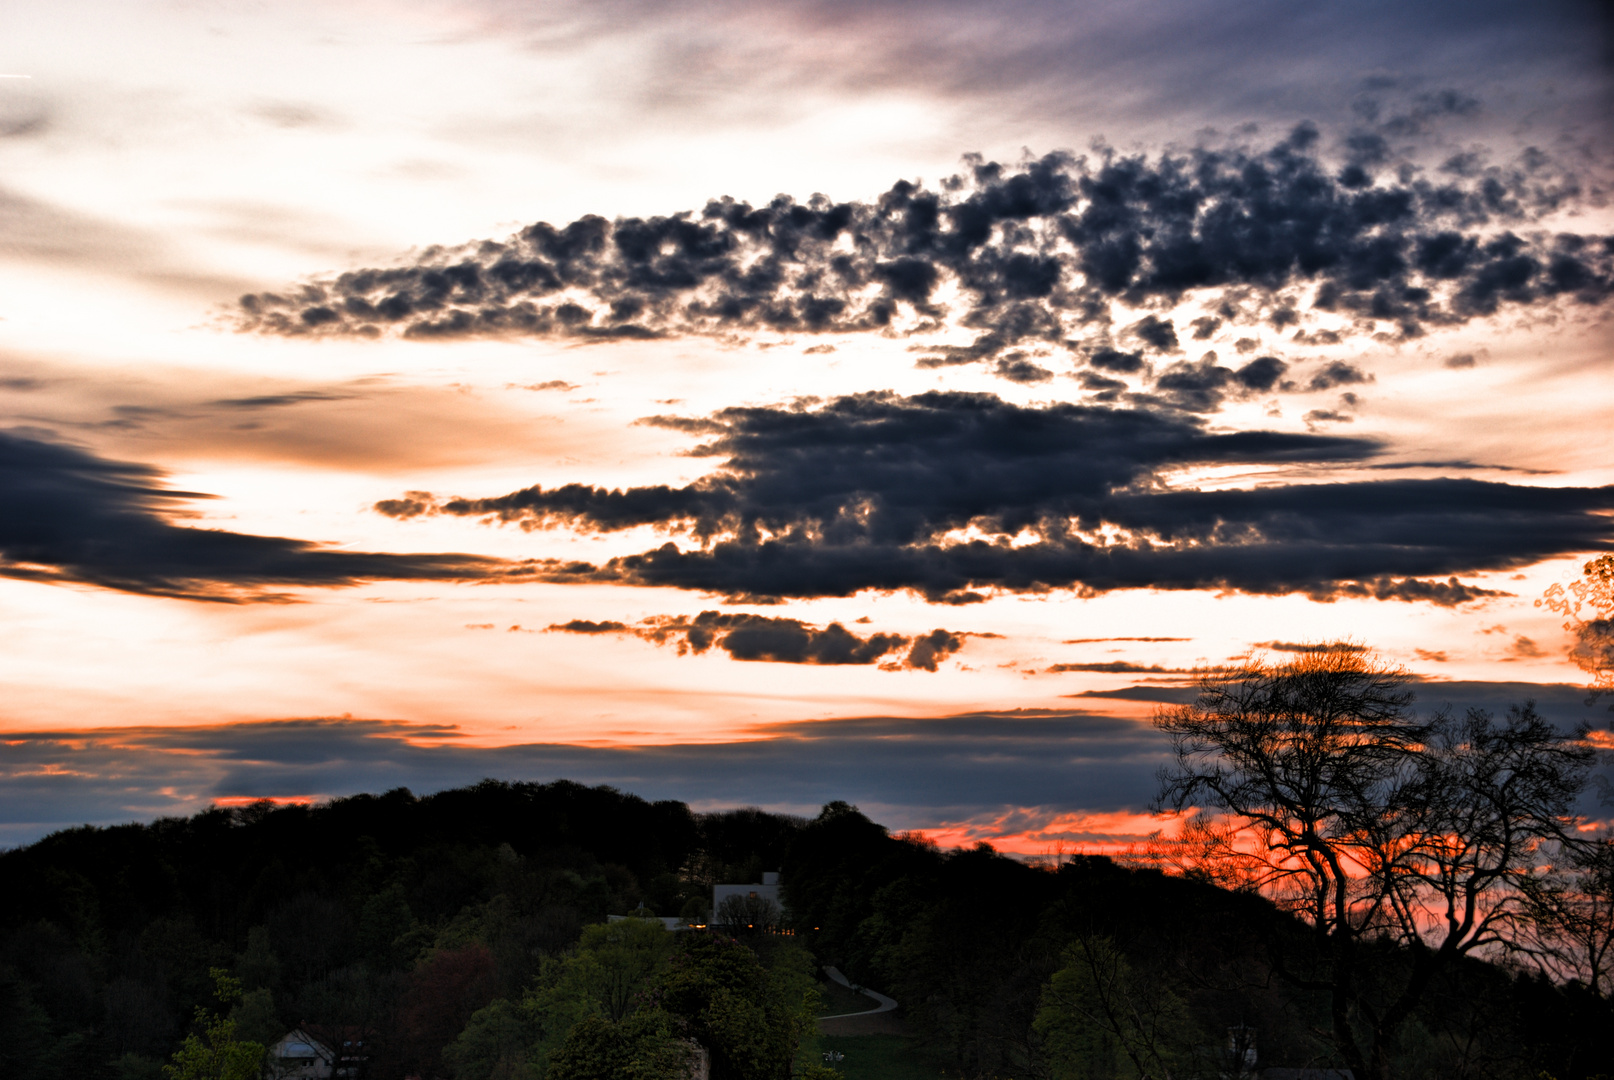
xmin=712 ymin=871 xmax=783 ymax=927
xmin=265 ymin=1029 xmax=334 ymax=1080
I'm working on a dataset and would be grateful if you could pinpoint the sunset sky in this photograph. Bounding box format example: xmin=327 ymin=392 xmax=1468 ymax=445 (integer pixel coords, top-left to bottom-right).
xmin=2 ymin=0 xmax=1610 ymax=850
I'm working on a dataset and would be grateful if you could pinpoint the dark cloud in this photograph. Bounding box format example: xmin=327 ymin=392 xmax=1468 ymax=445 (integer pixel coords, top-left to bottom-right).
xmin=1233 ymin=356 xmax=1288 ymax=392
xmin=1151 ymin=355 xmax=1241 ymax=412
xmin=1303 ymin=408 xmax=1352 ymax=426
xmin=1088 ymin=348 xmax=1146 ymax=374
xmin=1253 ymin=640 xmax=1370 ymax=653
xmin=1306 ymin=359 xmax=1374 ymax=391
xmin=1045 ymin=661 xmax=1185 ymax=674
xmin=1129 ymin=315 xmax=1179 ymax=351
xmin=0 ymin=710 xmax=1169 ymax=848
xmin=548 ymin=618 xmax=629 ymax=633
xmin=3 ymin=675 xmax=1600 ymax=848
xmin=236 ymin=131 xmax=1612 ymax=388
xmin=208 ymin=390 xmax=357 ymax=409
xmin=1073 ymin=686 xmax=1200 ymax=704
xmin=548 ymin=610 xmax=966 ymax=670
xmin=993 ymin=356 xmax=1054 ymax=383
xmin=376 ymin=391 xmax=1611 ymax=606
xmin=0 ymin=429 xmax=512 ymax=601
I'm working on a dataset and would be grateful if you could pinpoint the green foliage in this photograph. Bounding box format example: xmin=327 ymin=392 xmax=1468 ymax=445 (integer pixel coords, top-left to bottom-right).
xmin=234 ymin=926 xmax=280 ymax=993
xmin=795 ymin=1065 xmax=842 ymax=1080
xmin=163 ymin=970 xmax=265 ymax=1080
xmin=446 ymin=915 xmax=677 ymax=1079
xmin=654 ymin=932 xmax=818 ymax=1080
xmin=357 ymin=881 xmax=418 ymax=969
xmin=3 ymin=781 xmax=1612 ymax=1079
xmin=1034 ymin=936 xmax=1197 ymax=1080
xmin=545 ymin=1012 xmax=691 ymax=1080
xmin=226 ymin=986 xmax=281 ymax=1048
xmin=575 ymin=917 xmax=679 ymax=1022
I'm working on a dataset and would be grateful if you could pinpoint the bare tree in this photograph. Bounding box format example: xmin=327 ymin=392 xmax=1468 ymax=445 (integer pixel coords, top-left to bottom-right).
xmin=715 ymin=892 xmax=781 ymax=935
xmin=1525 ymin=832 xmax=1614 ymax=998
xmin=1152 ymin=647 xmax=1593 ymax=1080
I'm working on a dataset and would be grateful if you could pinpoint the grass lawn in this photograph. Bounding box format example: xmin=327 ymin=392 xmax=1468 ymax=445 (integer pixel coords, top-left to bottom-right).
xmin=814 ymin=1035 xmax=948 ymax=1079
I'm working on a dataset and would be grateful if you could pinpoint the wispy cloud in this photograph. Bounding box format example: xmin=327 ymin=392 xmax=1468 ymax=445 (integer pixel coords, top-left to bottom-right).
xmin=0 ymin=428 xmax=515 ymax=601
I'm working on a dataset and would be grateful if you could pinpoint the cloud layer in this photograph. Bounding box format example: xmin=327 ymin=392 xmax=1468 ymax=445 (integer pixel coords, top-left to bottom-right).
xmin=548 ymin=611 xmax=966 ymax=670
xmin=0 ymin=429 xmax=510 ymax=601
xmin=378 ymin=391 xmax=1613 ymax=605
xmin=1 ymin=679 xmax=1599 ymax=848
xmin=237 ymin=127 xmax=1611 ymax=387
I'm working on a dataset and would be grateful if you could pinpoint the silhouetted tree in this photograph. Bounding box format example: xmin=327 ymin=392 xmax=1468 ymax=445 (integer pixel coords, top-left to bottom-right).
xmin=715 ymin=893 xmax=781 ymax=935
xmin=1153 ymin=647 xmax=1594 ymax=1080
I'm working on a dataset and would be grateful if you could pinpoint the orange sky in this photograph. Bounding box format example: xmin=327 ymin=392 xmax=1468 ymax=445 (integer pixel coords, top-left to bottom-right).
xmin=0 ymin=0 xmax=1610 ymax=847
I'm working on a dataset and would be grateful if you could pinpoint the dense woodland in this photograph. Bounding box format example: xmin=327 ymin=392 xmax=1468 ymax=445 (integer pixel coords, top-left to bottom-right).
xmin=0 ymin=777 xmax=1610 ymax=1080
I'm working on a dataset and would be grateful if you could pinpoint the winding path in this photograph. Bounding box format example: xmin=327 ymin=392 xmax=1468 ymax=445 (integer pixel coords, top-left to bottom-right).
xmin=819 ymin=965 xmax=898 ymax=1019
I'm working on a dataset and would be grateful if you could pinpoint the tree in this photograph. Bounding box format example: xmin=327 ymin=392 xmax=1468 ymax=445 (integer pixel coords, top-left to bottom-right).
xmin=545 ymin=1012 xmax=691 ymax=1080
xmin=399 ymin=944 xmax=500 ymax=1079
xmin=574 ymin=916 xmax=676 ymax=1022
xmin=715 ymin=892 xmax=781 ymax=935
xmin=1526 ymin=832 xmax=1614 ymax=999
xmin=655 ymin=933 xmax=815 ymax=1080
xmin=1034 ymin=934 xmax=1198 ymax=1079
xmin=1539 ymin=553 xmax=1614 ymax=709
xmin=1151 ymin=647 xmax=1593 ymax=1080
xmin=445 ymin=915 xmax=676 ymax=1079
xmin=163 ymin=970 xmax=265 ymax=1080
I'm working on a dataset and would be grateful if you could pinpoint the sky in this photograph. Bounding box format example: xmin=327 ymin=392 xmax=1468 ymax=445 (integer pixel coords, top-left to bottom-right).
xmin=1 ymin=0 xmax=1611 ymax=850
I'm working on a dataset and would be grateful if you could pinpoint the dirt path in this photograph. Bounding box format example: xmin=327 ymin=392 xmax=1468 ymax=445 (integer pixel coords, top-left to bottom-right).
xmin=818 ymin=966 xmax=909 ymax=1036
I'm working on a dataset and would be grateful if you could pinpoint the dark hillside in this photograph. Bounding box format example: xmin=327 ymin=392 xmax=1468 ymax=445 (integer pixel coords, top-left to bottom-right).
xmin=0 ymin=784 xmax=1608 ymax=1079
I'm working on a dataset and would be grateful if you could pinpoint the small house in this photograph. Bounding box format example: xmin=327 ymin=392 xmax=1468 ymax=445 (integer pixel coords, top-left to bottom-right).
xmin=265 ymin=1029 xmax=335 ymax=1080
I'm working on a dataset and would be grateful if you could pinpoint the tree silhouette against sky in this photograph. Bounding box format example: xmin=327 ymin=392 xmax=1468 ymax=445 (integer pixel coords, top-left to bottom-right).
xmin=1152 ymin=647 xmax=1593 ymax=1080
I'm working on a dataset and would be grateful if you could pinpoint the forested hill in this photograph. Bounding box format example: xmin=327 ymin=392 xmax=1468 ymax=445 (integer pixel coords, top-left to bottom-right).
xmin=1 ymin=780 xmax=1609 ymax=1079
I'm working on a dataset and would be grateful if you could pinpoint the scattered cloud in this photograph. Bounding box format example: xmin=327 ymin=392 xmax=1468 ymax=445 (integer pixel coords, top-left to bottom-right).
xmin=548 ymin=610 xmax=966 ymax=670
xmin=1506 ymin=634 xmax=1546 ymax=660
xmin=1306 ymin=360 xmax=1374 ymax=392
xmin=235 ymin=129 xmax=1612 ymax=394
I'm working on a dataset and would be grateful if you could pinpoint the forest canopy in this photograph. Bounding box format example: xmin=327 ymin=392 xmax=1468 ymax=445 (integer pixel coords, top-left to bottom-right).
xmin=0 ymin=725 xmax=1608 ymax=1079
